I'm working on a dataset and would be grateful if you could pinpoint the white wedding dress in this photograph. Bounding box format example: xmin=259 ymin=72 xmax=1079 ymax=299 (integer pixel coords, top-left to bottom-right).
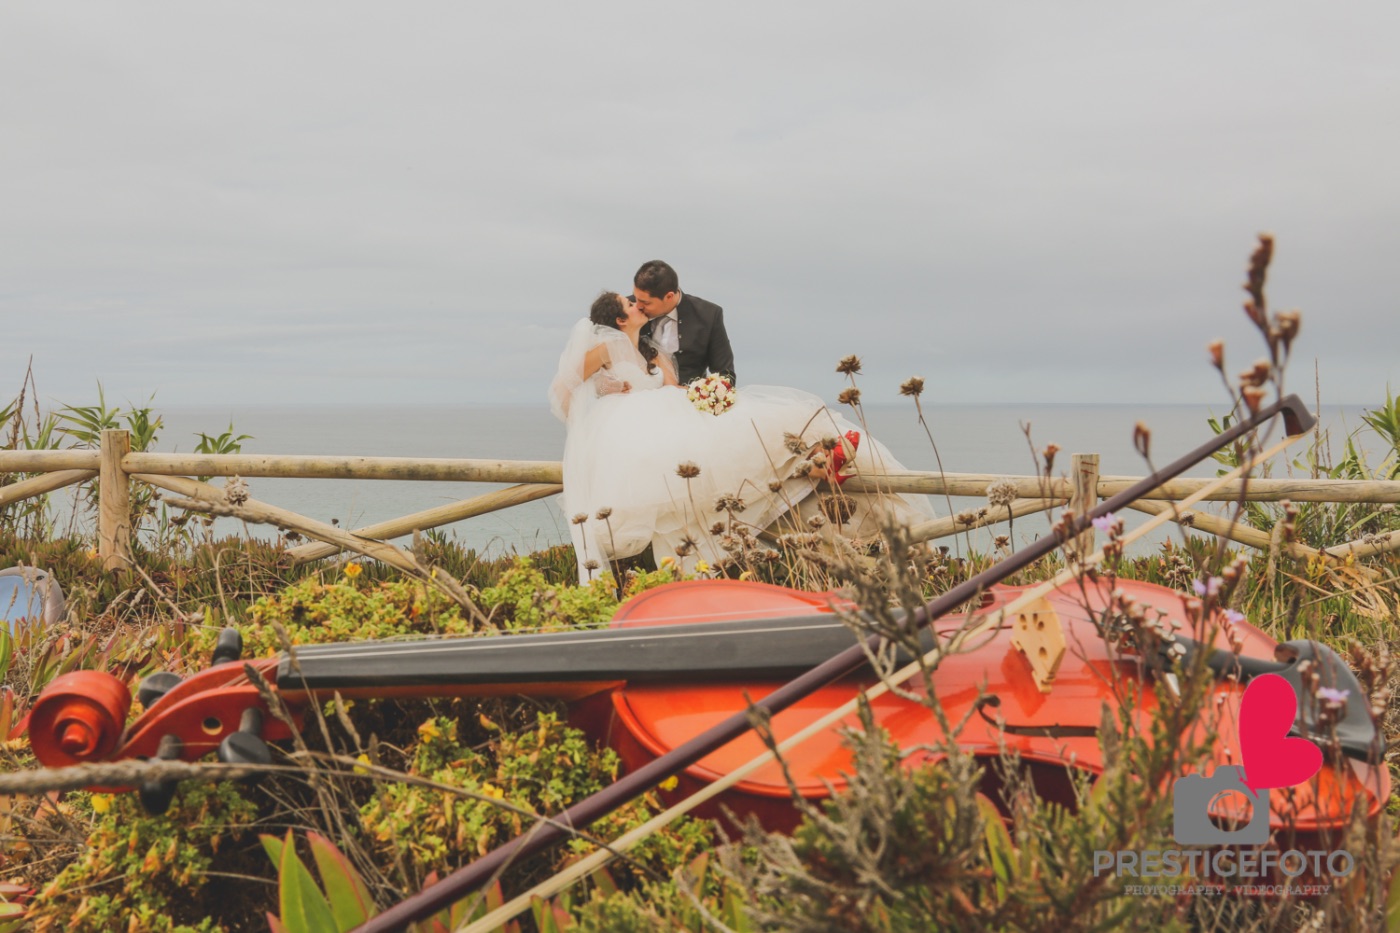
xmin=549 ymin=321 xmax=934 ymax=584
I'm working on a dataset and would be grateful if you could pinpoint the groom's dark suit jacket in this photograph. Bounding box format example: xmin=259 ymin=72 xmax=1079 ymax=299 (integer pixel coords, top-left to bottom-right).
xmin=642 ymin=293 xmax=736 ymax=386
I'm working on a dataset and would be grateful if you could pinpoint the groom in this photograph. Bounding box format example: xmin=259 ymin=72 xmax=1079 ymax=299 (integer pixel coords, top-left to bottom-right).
xmin=633 ymin=260 xmax=736 ymax=386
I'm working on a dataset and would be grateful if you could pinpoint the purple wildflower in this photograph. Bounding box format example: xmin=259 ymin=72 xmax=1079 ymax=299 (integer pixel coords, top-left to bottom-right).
xmin=1222 ymin=609 xmax=1246 ymax=626
xmin=1091 ymin=513 xmax=1117 ymax=534
xmin=1317 ymin=687 xmax=1350 ymax=705
xmin=1192 ymin=577 xmax=1223 ymax=597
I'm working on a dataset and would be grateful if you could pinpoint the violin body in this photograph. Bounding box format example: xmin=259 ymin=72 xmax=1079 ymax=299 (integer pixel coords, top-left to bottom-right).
xmin=29 ymin=577 xmax=1388 ymax=844
xmin=594 ymin=580 xmax=1389 ymax=838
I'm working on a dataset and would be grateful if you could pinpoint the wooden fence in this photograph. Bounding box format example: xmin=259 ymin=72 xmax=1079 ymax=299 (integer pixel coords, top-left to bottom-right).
xmin=2 ymin=430 xmax=1399 ymax=574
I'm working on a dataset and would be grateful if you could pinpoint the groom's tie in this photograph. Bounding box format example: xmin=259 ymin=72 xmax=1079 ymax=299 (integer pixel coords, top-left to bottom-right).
xmin=655 ymin=313 xmax=680 ymax=355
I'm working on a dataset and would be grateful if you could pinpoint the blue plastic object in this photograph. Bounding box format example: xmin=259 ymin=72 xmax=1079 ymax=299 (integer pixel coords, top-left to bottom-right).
xmin=0 ymin=567 xmax=65 ymax=631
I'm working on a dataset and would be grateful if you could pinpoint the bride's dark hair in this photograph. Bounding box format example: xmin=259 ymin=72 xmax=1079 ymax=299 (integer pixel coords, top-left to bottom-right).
xmin=590 ymin=290 xmax=659 ymax=374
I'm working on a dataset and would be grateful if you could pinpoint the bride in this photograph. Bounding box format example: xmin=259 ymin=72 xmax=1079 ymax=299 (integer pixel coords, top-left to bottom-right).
xmin=549 ymin=290 xmax=933 ymax=584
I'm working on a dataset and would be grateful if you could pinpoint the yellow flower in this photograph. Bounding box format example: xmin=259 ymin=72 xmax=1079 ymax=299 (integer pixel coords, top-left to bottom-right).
xmin=86 ymin=548 xmax=100 ymax=561
xmin=739 ymin=571 xmax=755 ymax=581
xmin=479 ymin=783 xmax=505 ymax=801
xmin=90 ymin=793 xmax=113 ymax=814
xmin=659 ymin=776 xmax=679 ymax=792
xmin=343 ymin=562 xmax=363 ymax=579
xmin=417 ymin=719 xmax=441 ymax=742
xmin=660 ymin=556 xmax=676 ymax=568
xmin=354 ymin=754 xmax=371 ymax=775
xmin=694 ymin=561 xmax=710 ymax=573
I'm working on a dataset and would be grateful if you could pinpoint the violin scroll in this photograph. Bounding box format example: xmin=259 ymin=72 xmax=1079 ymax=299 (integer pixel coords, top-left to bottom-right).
xmin=28 ymin=670 xmax=132 ymax=767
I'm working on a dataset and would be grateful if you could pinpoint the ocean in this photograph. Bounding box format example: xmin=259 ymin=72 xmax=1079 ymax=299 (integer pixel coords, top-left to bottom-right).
xmin=114 ymin=401 xmax=1383 ymax=560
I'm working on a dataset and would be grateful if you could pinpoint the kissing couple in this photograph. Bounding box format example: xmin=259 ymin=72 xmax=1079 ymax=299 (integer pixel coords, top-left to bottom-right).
xmin=549 ymin=260 xmax=932 ymax=585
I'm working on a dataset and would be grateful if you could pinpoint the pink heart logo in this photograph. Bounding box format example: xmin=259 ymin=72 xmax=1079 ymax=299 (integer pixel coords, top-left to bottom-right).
xmin=1237 ymin=673 xmax=1323 ymax=791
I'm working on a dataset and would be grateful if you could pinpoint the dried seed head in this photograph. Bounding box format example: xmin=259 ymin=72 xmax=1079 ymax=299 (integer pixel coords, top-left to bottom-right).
xmin=837 ymin=387 xmax=861 ymax=407
xmin=836 ymin=354 xmax=862 ymax=376
xmin=676 ymin=461 xmax=701 ymax=479
xmin=714 ymin=494 xmax=747 ymax=513
xmin=899 ymin=376 xmax=925 ymax=397
xmin=224 ymin=475 xmax=250 ymax=506
xmin=820 ymin=493 xmax=855 ymax=524
xmin=767 ymin=479 xmax=783 ymax=493
xmin=783 ymin=432 xmax=806 ymax=454
xmin=807 ymin=513 xmax=827 ymax=529
xmin=1042 ymin=443 xmax=1060 ymax=474
xmin=583 ymin=559 xmax=600 ymax=571
xmin=710 ymin=521 xmax=726 ymax=535
xmin=955 ymin=509 xmax=978 ymax=526
xmin=1238 ymin=358 xmax=1271 ymax=388
xmin=1243 ymin=299 xmax=1266 ymax=328
xmin=819 ymin=436 xmax=840 ymax=451
xmin=571 ymin=513 xmax=589 ymax=525
xmin=1276 ymin=309 xmax=1301 ymax=351
xmin=1207 ymin=339 xmax=1224 ymax=370
xmin=595 ymin=506 xmax=613 ymax=520
xmin=1133 ymin=422 xmax=1151 ymax=460
xmin=986 ymin=479 xmax=1018 ymax=509
xmin=994 ymin=535 xmax=1011 ymax=550
xmin=675 ymin=537 xmax=696 ymax=557
xmin=1242 ymin=385 xmax=1266 ymax=416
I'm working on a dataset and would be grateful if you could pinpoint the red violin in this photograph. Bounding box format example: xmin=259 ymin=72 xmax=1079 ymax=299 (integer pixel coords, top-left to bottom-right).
xmin=28 ymin=574 xmax=1388 ymax=842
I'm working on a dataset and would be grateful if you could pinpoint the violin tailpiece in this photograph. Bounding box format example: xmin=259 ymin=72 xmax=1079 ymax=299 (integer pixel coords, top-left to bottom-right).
xmin=1010 ymin=598 xmax=1067 ymax=694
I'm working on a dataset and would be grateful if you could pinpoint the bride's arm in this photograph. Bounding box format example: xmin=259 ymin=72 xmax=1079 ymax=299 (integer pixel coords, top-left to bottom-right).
xmin=657 ymin=353 xmax=679 ymax=387
xmin=581 ymin=344 xmax=610 ymax=381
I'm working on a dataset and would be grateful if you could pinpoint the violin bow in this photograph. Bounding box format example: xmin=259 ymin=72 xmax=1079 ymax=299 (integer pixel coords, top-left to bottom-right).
xmin=356 ymin=394 xmax=1314 ymax=933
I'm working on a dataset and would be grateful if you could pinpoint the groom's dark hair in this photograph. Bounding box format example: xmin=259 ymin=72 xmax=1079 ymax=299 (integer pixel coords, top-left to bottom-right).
xmin=634 ymin=260 xmax=679 ymax=297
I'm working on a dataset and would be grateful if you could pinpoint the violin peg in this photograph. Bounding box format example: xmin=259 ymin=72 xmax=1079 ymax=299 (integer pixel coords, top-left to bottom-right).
xmin=138 ymin=734 xmax=185 ymax=815
xmin=136 ymin=671 xmax=183 ymax=710
xmin=217 ymin=731 xmax=272 ymax=768
xmin=138 ymin=779 xmax=178 ymax=815
xmin=211 ymin=628 xmax=244 ymax=667
xmin=218 ymin=707 xmax=271 ymax=769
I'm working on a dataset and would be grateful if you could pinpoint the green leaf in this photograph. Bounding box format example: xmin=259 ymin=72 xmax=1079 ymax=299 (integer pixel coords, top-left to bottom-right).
xmin=530 ymin=896 xmax=572 ymax=933
xmin=977 ymin=793 xmax=1014 ymax=902
xmin=1386 ymin=848 xmax=1400 ymax=932
xmin=277 ymin=830 xmax=339 ymax=933
xmin=0 ymin=629 xmax=12 ymax=683
xmin=306 ymin=831 xmax=373 ymax=929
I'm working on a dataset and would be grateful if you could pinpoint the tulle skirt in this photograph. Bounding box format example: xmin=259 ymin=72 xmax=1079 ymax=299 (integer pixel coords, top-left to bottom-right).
xmin=560 ymin=384 xmax=933 ymax=583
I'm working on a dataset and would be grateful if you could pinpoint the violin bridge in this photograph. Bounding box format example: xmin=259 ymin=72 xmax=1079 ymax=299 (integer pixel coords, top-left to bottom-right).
xmin=1010 ymin=597 xmax=1067 ymax=694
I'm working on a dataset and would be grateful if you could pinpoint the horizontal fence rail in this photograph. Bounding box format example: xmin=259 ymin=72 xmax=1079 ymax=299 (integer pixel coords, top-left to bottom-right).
xmin=3 ymin=433 xmax=1400 ymax=573
xmin=844 ymin=472 xmax=1400 ymax=503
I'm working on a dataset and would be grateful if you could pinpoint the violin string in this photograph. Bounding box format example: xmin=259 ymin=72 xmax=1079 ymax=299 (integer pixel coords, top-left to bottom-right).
xmin=458 ymin=432 xmax=1307 ymax=933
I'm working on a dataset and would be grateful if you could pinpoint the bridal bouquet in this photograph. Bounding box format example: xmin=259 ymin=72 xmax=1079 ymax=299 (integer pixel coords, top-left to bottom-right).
xmin=687 ymin=373 xmax=735 ymax=415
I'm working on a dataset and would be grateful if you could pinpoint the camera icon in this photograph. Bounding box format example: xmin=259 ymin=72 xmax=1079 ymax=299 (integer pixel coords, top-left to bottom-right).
xmin=1173 ymin=766 xmax=1270 ymax=845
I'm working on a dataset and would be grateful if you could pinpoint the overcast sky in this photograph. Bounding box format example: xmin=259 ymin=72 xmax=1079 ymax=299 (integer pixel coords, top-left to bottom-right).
xmin=3 ymin=2 xmax=1397 ymax=414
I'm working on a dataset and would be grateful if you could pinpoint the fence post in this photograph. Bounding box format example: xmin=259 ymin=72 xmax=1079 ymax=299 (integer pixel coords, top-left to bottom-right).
xmin=99 ymin=429 xmax=131 ymax=573
xmin=1069 ymin=452 xmax=1100 ymax=558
